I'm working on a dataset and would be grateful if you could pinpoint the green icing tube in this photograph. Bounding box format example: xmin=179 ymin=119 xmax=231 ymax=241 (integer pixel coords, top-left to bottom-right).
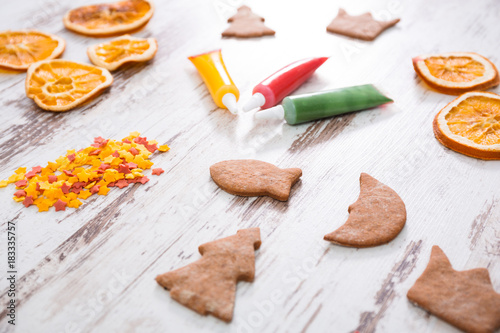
xmin=256 ymin=84 xmax=393 ymax=125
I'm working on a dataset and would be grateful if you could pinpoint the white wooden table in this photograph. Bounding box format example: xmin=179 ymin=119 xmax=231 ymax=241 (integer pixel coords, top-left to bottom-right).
xmin=1 ymin=0 xmax=499 ymax=332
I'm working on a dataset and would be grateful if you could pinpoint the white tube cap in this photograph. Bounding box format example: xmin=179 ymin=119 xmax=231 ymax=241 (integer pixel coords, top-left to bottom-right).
xmin=254 ymin=105 xmax=285 ymax=121
xmin=242 ymin=93 xmax=266 ymax=112
xmin=222 ymin=93 xmax=238 ymax=114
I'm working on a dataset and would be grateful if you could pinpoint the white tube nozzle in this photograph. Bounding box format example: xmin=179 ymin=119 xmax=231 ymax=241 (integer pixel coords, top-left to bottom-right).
xmin=222 ymin=93 xmax=238 ymax=114
xmin=242 ymin=93 xmax=266 ymax=112
xmin=254 ymin=105 xmax=285 ymax=121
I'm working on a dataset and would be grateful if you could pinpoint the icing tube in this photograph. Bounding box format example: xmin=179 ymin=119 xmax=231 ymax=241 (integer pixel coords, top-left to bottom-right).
xmin=188 ymin=49 xmax=239 ymax=114
xmin=255 ymin=84 xmax=393 ymax=125
xmin=243 ymin=57 xmax=329 ymax=112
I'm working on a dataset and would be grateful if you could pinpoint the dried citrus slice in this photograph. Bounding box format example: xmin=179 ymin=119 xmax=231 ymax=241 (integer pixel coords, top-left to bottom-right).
xmin=0 ymin=30 xmax=65 ymax=70
xmin=63 ymin=0 xmax=154 ymax=37
xmin=433 ymin=91 xmax=500 ymax=160
xmin=413 ymin=52 xmax=499 ymax=95
xmin=87 ymin=35 xmax=157 ymax=71
xmin=26 ymin=60 xmax=113 ymax=112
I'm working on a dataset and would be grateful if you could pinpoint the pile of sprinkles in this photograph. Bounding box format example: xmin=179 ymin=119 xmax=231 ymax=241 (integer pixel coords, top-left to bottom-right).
xmin=0 ymin=132 xmax=169 ymax=212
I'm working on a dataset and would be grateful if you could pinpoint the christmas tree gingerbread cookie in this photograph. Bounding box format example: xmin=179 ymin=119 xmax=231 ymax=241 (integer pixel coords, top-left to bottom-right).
xmin=156 ymin=228 xmax=261 ymax=322
xmin=222 ymin=5 xmax=275 ymax=38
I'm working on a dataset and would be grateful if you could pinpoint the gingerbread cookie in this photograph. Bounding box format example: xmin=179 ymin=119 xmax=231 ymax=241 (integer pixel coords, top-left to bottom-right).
xmin=407 ymin=246 xmax=500 ymax=333
xmin=326 ymin=8 xmax=400 ymax=41
xmin=156 ymin=228 xmax=261 ymax=322
xmin=210 ymin=159 xmax=302 ymax=201
xmin=324 ymin=173 xmax=406 ymax=247
xmin=222 ymin=5 xmax=275 ymax=38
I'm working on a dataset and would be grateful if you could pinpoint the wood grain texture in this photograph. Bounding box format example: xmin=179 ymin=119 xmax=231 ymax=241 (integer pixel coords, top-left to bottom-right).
xmin=0 ymin=0 xmax=499 ymax=332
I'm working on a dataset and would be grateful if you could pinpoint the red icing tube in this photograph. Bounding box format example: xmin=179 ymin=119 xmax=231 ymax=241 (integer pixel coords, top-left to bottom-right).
xmin=243 ymin=57 xmax=329 ymax=111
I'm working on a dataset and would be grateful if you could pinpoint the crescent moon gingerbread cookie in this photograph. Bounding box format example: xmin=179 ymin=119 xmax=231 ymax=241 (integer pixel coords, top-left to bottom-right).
xmin=324 ymin=173 xmax=406 ymax=247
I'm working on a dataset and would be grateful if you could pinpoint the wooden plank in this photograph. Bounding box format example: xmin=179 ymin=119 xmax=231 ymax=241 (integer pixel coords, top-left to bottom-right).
xmin=0 ymin=0 xmax=499 ymax=332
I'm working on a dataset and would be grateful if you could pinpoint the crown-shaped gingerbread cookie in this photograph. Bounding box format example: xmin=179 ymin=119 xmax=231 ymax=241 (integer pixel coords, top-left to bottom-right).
xmin=407 ymin=246 xmax=500 ymax=333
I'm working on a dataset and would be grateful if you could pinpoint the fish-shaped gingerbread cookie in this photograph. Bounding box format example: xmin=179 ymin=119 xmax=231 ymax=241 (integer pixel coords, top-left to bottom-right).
xmin=210 ymin=159 xmax=302 ymax=201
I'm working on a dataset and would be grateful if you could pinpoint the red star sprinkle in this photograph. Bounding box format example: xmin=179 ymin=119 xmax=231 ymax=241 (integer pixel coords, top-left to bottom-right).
xmin=99 ymin=163 xmax=110 ymax=171
xmin=14 ymin=190 xmax=26 ymax=197
xmin=91 ymin=185 xmax=101 ymax=194
xmin=23 ymin=196 xmax=33 ymax=207
xmin=152 ymin=168 xmax=164 ymax=176
xmin=61 ymin=182 xmax=71 ymax=194
xmin=134 ymin=137 xmax=148 ymax=145
xmin=15 ymin=180 xmax=27 ymax=187
xmin=63 ymin=170 xmax=74 ymax=177
xmin=118 ymin=164 xmax=131 ymax=174
xmin=115 ymin=179 xmax=129 ymax=189
xmin=129 ymin=147 xmax=139 ymax=156
xmin=25 ymin=171 xmax=36 ymax=179
xmin=32 ymin=166 xmax=42 ymax=173
xmin=122 ymin=139 xmax=131 ymax=143
xmin=67 ymin=153 xmax=76 ymax=162
xmin=107 ymin=182 xmax=115 ymax=187
xmin=54 ymin=199 xmax=67 ymax=212
xmin=48 ymin=175 xmax=58 ymax=183
xmin=92 ymin=137 xmax=109 ymax=147
xmin=127 ymin=162 xmax=138 ymax=169
xmin=112 ymin=151 xmax=120 ymax=158
xmin=71 ymin=187 xmax=82 ymax=194
xmin=35 ymin=182 xmax=41 ymax=191
xmin=146 ymin=143 xmax=157 ymax=153
xmin=139 ymin=176 xmax=149 ymax=184
xmin=72 ymin=182 xmax=85 ymax=189
xmin=89 ymin=149 xmax=101 ymax=156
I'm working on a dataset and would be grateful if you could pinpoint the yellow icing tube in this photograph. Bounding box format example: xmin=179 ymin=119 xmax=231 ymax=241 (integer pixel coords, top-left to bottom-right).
xmin=188 ymin=49 xmax=239 ymax=114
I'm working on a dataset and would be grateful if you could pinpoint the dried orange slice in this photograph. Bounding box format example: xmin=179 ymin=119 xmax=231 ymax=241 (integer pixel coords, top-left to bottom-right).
xmin=63 ymin=0 xmax=154 ymax=37
xmin=87 ymin=35 xmax=157 ymax=71
xmin=413 ymin=52 xmax=499 ymax=95
xmin=0 ymin=30 xmax=65 ymax=71
xmin=433 ymin=91 xmax=500 ymax=160
xmin=26 ymin=60 xmax=113 ymax=112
